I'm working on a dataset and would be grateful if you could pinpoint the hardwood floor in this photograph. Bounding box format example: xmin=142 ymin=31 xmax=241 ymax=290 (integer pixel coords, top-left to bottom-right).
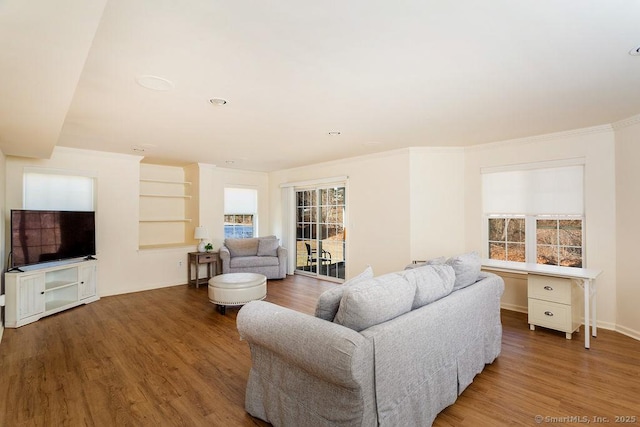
xmin=1 ymin=275 xmax=639 ymax=426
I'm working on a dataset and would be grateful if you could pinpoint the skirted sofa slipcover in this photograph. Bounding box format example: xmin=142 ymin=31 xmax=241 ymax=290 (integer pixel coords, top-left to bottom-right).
xmin=236 ymin=252 xmax=504 ymax=426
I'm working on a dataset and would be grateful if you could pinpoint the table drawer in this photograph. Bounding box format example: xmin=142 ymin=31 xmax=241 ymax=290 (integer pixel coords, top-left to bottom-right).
xmin=528 ymin=298 xmax=573 ymax=332
xmin=198 ymin=254 xmax=217 ymax=263
xmin=528 ymin=275 xmax=572 ymax=304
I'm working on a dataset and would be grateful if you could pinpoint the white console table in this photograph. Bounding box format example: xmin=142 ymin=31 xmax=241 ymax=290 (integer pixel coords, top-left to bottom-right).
xmin=482 ymin=259 xmax=602 ymax=349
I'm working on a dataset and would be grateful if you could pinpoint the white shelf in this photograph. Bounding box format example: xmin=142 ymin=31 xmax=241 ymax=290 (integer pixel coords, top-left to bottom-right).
xmin=139 ymin=164 xmax=194 ymax=248
xmin=45 ymin=299 xmax=77 ymax=312
xmin=45 ymin=280 xmax=77 ymax=291
xmin=139 ymin=179 xmax=192 ymax=185
xmin=139 ymin=193 xmax=192 ymax=199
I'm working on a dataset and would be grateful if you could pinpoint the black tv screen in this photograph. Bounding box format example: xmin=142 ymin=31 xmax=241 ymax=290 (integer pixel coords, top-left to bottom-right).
xmin=11 ymin=210 xmax=96 ymax=268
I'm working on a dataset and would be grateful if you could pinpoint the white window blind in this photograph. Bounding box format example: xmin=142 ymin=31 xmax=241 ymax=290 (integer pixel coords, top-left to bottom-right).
xmin=224 ymin=188 xmax=257 ymax=214
xmin=24 ymin=172 xmax=95 ymax=211
xmin=482 ymin=165 xmax=584 ymax=215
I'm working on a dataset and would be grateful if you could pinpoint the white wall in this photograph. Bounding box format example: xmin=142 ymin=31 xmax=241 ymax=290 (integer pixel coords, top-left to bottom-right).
xmin=464 ymin=126 xmax=618 ymax=329
xmin=0 ymin=149 xmax=5 ymax=341
xmin=614 ymin=117 xmax=640 ymax=339
xmin=409 ymin=147 xmax=466 ymax=261
xmin=268 ymin=148 xmax=468 ymax=279
xmin=269 ymin=150 xmax=412 ymax=278
xmin=3 ymin=128 xmax=636 ymax=339
xmin=5 ymin=148 xmax=187 ymax=296
xmin=197 ymin=164 xmax=270 ymax=251
xmin=4 ymin=148 xmax=270 ymax=297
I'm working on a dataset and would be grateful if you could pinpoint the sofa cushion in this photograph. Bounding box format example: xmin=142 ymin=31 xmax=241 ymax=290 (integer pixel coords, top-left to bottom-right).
xmin=257 ymin=238 xmax=279 ymax=257
xmin=446 ymin=251 xmax=481 ymax=290
xmin=225 ymin=238 xmax=259 ymax=257
xmin=402 ymin=264 xmax=455 ymax=309
xmin=229 ymin=255 xmax=279 ymax=268
xmin=333 ymin=273 xmax=416 ymax=332
xmin=315 ymin=266 xmax=373 ymax=321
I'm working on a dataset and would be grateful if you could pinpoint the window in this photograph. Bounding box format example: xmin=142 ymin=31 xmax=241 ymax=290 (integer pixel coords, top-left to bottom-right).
xmin=536 ymin=218 xmax=583 ymax=267
xmin=224 ymin=214 xmax=255 ymax=238
xmin=24 ymin=171 xmax=95 ymax=211
xmin=224 ymin=188 xmax=257 ymax=239
xmin=482 ymin=163 xmax=585 ymax=267
xmin=488 ymin=216 xmax=525 ymax=262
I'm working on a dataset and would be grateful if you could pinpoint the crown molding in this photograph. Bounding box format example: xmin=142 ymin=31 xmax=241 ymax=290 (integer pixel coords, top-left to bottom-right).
xmin=611 ymin=113 xmax=640 ymax=130
xmin=408 ymin=146 xmax=464 ymax=155
xmin=465 ymin=124 xmax=614 ymax=153
xmin=54 ymin=146 xmax=144 ymax=161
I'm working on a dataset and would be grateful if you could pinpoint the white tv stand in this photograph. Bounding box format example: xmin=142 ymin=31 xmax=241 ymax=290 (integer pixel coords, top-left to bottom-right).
xmin=4 ymin=259 xmax=98 ymax=328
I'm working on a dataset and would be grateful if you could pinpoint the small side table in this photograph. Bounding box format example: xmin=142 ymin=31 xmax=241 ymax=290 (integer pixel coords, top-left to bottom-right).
xmin=188 ymin=252 xmax=219 ymax=288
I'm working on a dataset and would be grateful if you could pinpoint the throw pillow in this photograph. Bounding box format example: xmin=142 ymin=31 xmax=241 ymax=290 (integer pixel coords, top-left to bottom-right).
xmin=225 ymin=238 xmax=259 ymax=257
xmin=402 ymin=264 xmax=455 ymax=309
xmin=333 ymin=273 xmax=416 ymax=332
xmin=257 ymin=238 xmax=279 ymax=257
xmin=446 ymin=251 xmax=481 ymax=290
xmin=314 ymin=266 xmax=373 ymax=321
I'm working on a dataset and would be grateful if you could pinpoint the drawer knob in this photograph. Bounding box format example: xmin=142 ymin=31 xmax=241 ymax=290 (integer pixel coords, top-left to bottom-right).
xmin=544 ymin=311 xmax=554 ymax=317
xmin=543 ymin=286 xmax=554 ymax=291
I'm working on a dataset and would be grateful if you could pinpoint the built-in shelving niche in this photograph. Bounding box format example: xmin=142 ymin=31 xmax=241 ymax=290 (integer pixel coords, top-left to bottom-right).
xmin=138 ymin=164 xmax=198 ymax=249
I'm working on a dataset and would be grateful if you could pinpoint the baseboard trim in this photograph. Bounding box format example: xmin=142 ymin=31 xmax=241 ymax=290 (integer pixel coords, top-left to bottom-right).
xmin=500 ymin=307 xmax=639 ymax=341
xmin=500 ymin=303 xmax=527 ymax=313
xmin=615 ymin=324 xmax=640 ymax=341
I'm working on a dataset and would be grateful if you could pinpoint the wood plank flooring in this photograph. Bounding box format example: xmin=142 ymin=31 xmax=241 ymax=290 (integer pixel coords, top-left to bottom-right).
xmin=1 ymin=274 xmax=639 ymax=426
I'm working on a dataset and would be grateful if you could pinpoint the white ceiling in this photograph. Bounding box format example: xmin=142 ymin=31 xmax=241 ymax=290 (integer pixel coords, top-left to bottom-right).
xmin=2 ymin=0 xmax=640 ymax=172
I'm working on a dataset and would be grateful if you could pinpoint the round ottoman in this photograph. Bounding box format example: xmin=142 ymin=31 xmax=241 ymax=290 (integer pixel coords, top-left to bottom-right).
xmin=208 ymin=273 xmax=267 ymax=315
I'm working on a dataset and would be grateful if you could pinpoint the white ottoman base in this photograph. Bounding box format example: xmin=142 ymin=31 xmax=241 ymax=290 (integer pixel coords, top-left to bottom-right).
xmin=208 ymin=273 xmax=267 ymax=314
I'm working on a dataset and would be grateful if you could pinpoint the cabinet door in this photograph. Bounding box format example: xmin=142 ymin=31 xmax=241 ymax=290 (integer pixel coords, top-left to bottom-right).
xmin=18 ymin=274 xmax=45 ymax=319
xmin=79 ymin=264 xmax=97 ymax=300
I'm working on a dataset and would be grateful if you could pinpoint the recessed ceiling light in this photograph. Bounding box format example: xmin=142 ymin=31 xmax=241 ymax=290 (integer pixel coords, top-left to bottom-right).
xmin=328 ymin=131 xmax=341 ymax=136
xmin=629 ymin=46 xmax=640 ymax=56
xmin=209 ymin=98 xmax=228 ymax=106
xmin=135 ymin=75 xmax=174 ymax=91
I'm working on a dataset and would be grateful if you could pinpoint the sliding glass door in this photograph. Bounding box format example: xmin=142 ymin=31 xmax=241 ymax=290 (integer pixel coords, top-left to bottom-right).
xmin=295 ymin=186 xmax=346 ymax=281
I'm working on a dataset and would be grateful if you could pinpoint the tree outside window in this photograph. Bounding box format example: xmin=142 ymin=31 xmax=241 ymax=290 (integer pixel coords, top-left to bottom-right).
xmin=536 ymin=218 xmax=582 ymax=267
xmin=488 ymin=217 xmax=526 ymax=262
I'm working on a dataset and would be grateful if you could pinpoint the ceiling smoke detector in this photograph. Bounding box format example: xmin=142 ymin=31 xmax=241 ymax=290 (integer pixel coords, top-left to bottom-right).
xmin=209 ymin=98 xmax=228 ymax=106
xmin=328 ymin=131 xmax=341 ymax=136
xmin=629 ymin=45 xmax=640 ymax=56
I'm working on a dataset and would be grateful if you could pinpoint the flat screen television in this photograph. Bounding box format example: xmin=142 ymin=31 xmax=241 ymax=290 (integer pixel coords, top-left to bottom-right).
xmin=10 ymin=210 xmax=96 ymax=269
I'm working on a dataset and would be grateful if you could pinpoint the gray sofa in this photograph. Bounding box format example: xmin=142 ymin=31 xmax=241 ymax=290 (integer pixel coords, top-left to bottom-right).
xmin=236 ymin=253 xmax=504 ymax=426
xmin=219 ymin=236 xmax=287 ymax=279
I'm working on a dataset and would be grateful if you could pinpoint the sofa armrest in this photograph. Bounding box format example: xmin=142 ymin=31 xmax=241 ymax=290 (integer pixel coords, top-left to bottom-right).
xmin=219 ymin=246 xmax=230 ymax=259
xmin=277 ymin=245 xmax=287 ymax=259
xmin=237 ymin=300 xmax=372 ymax=388
xmin=276 ymin=246 xmax=288 ymax=277
xmin=219 ymin=246 xmax=230 ymax=273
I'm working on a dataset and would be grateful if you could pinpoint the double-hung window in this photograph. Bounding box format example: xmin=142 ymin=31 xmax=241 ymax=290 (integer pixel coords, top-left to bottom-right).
xmin=224 ymin=188 xmax=258 ymax=239
xmin=482 ymin=162 xmax=585 ymax=268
